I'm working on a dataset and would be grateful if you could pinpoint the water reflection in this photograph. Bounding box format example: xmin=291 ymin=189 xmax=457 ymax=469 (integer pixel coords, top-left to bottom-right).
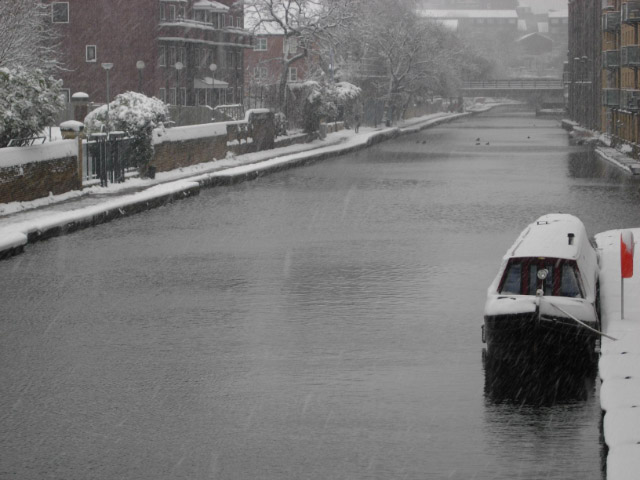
xmin=483 ymin=348 xmax=597 ymax=406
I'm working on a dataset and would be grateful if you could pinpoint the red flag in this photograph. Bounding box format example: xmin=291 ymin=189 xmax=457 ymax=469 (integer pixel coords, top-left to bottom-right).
xmin=621 ymin=231 xmax=635 ymax=279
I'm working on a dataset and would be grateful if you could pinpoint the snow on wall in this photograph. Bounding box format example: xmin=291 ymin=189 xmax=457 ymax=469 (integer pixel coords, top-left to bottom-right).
xmin=0 ymin=140 xmax=78 ymax=168
xmin=152 ymin=122 xmax=227 ymax=145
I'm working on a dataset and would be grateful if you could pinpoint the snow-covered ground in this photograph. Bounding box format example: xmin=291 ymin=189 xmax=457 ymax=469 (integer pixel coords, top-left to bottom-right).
xmin=596 ymin=229 xmax=640 ymax=480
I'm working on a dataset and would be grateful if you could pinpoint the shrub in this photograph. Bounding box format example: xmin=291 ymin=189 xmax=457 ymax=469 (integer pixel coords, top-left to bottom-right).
xmin=0 ymin=67 xmax=65 ymax=148
xmin=84 ymin=92 xmax=169 ymax=174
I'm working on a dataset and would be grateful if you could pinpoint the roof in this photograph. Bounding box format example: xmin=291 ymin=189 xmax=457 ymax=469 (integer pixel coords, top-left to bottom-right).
xmin=548 ymin=10 xmax=568 ymax=18
xmin=193 ymin=1 xmax=229 ymax=12
xmin=516 ymin=32 xmax=553 ymax=43
xmin=417 ymin=9 xmax=518 ymax=19
xmin=508 ymin=214 xmax=589 ymax=261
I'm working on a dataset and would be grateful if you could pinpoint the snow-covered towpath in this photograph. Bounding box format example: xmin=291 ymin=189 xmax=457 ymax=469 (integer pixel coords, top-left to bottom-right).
xmin=596 ymin=229 xmax=640 ymax=480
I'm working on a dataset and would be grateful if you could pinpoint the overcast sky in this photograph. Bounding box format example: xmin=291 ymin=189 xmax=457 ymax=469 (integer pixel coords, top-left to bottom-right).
xmin=518 ymin=0 xmax=567 ymax=13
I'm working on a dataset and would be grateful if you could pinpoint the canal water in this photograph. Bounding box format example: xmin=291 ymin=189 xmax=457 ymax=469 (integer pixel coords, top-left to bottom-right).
xmin=3 ymin=107 xmax=640 ymax=479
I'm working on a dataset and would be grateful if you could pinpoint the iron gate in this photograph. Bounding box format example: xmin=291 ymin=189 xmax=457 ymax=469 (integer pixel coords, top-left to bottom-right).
xmin=82 ymin=133 xmax=136 ymax=186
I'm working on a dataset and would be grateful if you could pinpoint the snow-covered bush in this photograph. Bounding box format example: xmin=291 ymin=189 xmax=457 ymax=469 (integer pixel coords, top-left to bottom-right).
xmin=299 ymin=81 xmax=360 ymax=134
xmin=84 ymin=92 xmax=169 ymax=175
xmin=0 ymin=67 xmax=65 ymax=148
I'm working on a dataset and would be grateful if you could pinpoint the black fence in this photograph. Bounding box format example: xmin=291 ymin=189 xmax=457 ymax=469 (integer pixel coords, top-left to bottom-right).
xmin=82 ymin=133 xmax=137 ymax=186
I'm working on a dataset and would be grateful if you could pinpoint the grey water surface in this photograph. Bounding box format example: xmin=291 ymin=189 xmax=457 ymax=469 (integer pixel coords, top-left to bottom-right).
xmin=3 ymin=107 xmax=640 ymax=479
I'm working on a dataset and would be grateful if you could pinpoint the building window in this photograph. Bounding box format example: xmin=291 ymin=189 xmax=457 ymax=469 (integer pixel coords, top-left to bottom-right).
xmin=60 ymin=88 xmax=71 ymax=103
xmin=52 ymin=2 xmax=69 ymax=23
xmin=178 ymin=6 xmax=185 ymax=19
xmin=288 ymin=67 xmax=298 ymax=82
xmin=228 ymin=15 xmax=233 ymax=27
xmin=158 ymin=46 xmax=166 ymax=67
xmin=160 ymin=4 xmax=166 ymax=20
xmin=180 ymin=88 xmax=187 ymax=106
xmin=86 ymin=45 xmax=97 ymax=62
xmin=254 ymin=66 xmax=268 ymax=81
xmin=254 ymin=37 xmax=267 ymax=51
xmin=159 ymin=88 xmax=166 ymax=102
xmin=179 ymin=47 xmax=187 ymax=67
xmin=226 ymin=51 xmax=234 ymax=68
xmin=195 ymin=10 xmax=206 ymax=22
xmin=168 ymin=46 xmax=177 ymax=66
xmin=168 ymin=5 xmax=176 ymax=21
xmin=284 ymin=37 xmax=298 ymax=55
xmin=236 ymin=17 xmax=242 ymax=28
xmin=169 ymin=88 xmax=177 ymax=105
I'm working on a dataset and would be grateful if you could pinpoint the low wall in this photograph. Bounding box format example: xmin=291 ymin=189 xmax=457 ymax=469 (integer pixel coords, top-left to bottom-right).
xmin=151 ymin=123 xmax=228 ymax=172
xmin=0 ymin=141 xmax=80 ymax=203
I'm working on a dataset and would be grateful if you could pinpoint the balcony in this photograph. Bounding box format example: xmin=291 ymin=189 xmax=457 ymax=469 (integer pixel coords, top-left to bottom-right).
xmin=622 ymin=2 xmax=640 ymax=22
xmin=603 ymin=50 xmax=621 ymax=69
xmin=603 ymin=88 xmax=620 ymax=107
xmin=603 ymin=11 xmax=621 ymax=31
xmin=622 ymin=45 xmax=640 ymax=67
xmin=621 ymin=89 xmax=640 ymax=110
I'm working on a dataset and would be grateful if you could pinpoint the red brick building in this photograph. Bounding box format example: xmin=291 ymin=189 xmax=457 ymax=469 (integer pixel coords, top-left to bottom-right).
xmin=43 ymin=0 xmax=251 ymax=107
xmin=244 ymin=34 xmax=311 ymax=91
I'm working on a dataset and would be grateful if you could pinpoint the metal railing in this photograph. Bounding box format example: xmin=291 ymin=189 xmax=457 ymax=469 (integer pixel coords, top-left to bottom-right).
xmin=214 ymin=104 xmax=245 ymax=121
xmin=82 ymin=132 xmax=137 ymax=186
xmin=462 ymin=79 xmax=564 ymax=90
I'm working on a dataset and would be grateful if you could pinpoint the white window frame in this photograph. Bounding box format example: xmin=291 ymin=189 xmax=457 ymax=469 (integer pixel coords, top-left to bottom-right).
xmin=180 ymin=87 xmax=187 ymax=106
xmin=284 ymin=37 xmax=298 ymax=55
xmin=52 ymin=2 xmax=69 ymax=23
xmin=236 ymin=17 xmax=242 ymax=28
xmin=168 ymin=5 xmax=176 ymax=21
xmin=169 ymin=87 xmax=177 ymax=105
xmin=159 ymin=88 xmax=166 ymax=103
xmin=288 ymin=67 xmax=298 ymax=82
xmin=85 ymin=45 xmax=97 ymax=62
xmin=254 ymin=37 xmax=267 ymax=51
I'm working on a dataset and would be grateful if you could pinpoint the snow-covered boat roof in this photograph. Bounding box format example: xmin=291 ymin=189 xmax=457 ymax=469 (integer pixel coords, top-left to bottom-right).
xmin=417 ymin=9 xmax=518 ymax=19
xmin=507 ymin=213 xmax=589 ymax=261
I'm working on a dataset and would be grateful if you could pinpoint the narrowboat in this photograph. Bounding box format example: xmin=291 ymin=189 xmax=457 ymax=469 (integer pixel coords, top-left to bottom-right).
xmin=483 ymin=214 xmax=600 ymax=361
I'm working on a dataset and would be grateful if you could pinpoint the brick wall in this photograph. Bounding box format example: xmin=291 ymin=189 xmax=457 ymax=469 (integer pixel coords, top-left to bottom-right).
xmin=151 ymin=134 xmax=228 ymax=172
xmin=0 ymin=156 xmax=81 ymax=204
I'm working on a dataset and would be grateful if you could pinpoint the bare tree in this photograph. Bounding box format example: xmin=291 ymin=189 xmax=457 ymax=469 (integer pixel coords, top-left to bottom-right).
xmin=0 ymin=0 xmax=59 ymax=72
xmin=239 ymin=0 xmax=356 ymax=110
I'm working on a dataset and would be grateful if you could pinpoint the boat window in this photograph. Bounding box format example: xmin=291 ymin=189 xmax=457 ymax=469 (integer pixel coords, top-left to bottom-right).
xmin=501 ymin=263 xmax=521 ymax=294
xmin=559 ymin=263 xmax=582 ymax=298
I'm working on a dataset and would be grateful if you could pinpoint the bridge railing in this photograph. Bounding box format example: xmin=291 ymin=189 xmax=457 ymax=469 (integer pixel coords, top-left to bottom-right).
xmin=462 ymin=79 xmax=564 ymax=90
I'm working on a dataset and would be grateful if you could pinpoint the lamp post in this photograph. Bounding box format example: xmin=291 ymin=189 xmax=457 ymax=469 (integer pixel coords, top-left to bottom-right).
xmin=101 ymin=62 xmax=114 ymax=133
xmin=175 ymin=61 xmax=183 ymax=105
xmin=136 ymin=60 xmax=145 ymax=94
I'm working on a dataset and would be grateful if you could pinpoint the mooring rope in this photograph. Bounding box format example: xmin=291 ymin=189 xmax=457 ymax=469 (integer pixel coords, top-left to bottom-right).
xmin=543 ymin=299 xmax=618 ymax=341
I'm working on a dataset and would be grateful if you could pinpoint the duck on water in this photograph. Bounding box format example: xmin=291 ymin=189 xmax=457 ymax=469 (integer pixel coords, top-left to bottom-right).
xmin=483 ymin=214 xmax=601 ymax=363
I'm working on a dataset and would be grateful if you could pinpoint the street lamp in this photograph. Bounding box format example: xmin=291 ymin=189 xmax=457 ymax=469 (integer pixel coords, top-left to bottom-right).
xmin=136 ymin=60 xmax=145 ymax=93
xmin=101 ymin=62 xmax=114 ymax=133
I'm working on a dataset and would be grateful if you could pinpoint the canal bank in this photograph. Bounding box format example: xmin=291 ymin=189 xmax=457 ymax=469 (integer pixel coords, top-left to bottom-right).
xmin=596 ymin=229 xmax=640 ymax=480
xmin=0 ymin=109 xmax=483 ymax=260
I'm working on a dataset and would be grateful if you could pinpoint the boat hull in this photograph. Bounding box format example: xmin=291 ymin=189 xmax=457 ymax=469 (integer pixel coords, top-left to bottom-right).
xmin=483 ymin=312 xmax=598 ymax=364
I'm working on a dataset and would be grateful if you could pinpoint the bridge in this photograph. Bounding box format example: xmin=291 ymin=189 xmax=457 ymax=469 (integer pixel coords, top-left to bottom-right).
xmin=461 ymin=79 xmax=565 ymax=106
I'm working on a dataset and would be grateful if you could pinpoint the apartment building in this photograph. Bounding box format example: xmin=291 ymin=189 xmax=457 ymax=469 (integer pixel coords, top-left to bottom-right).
xmin=44 ymin=0 xmax=251 ymax=107
xmin=567 ymin=0 xmax=601 ymax=131
xmin=601 ymin=0 xmax=640 ymax=141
